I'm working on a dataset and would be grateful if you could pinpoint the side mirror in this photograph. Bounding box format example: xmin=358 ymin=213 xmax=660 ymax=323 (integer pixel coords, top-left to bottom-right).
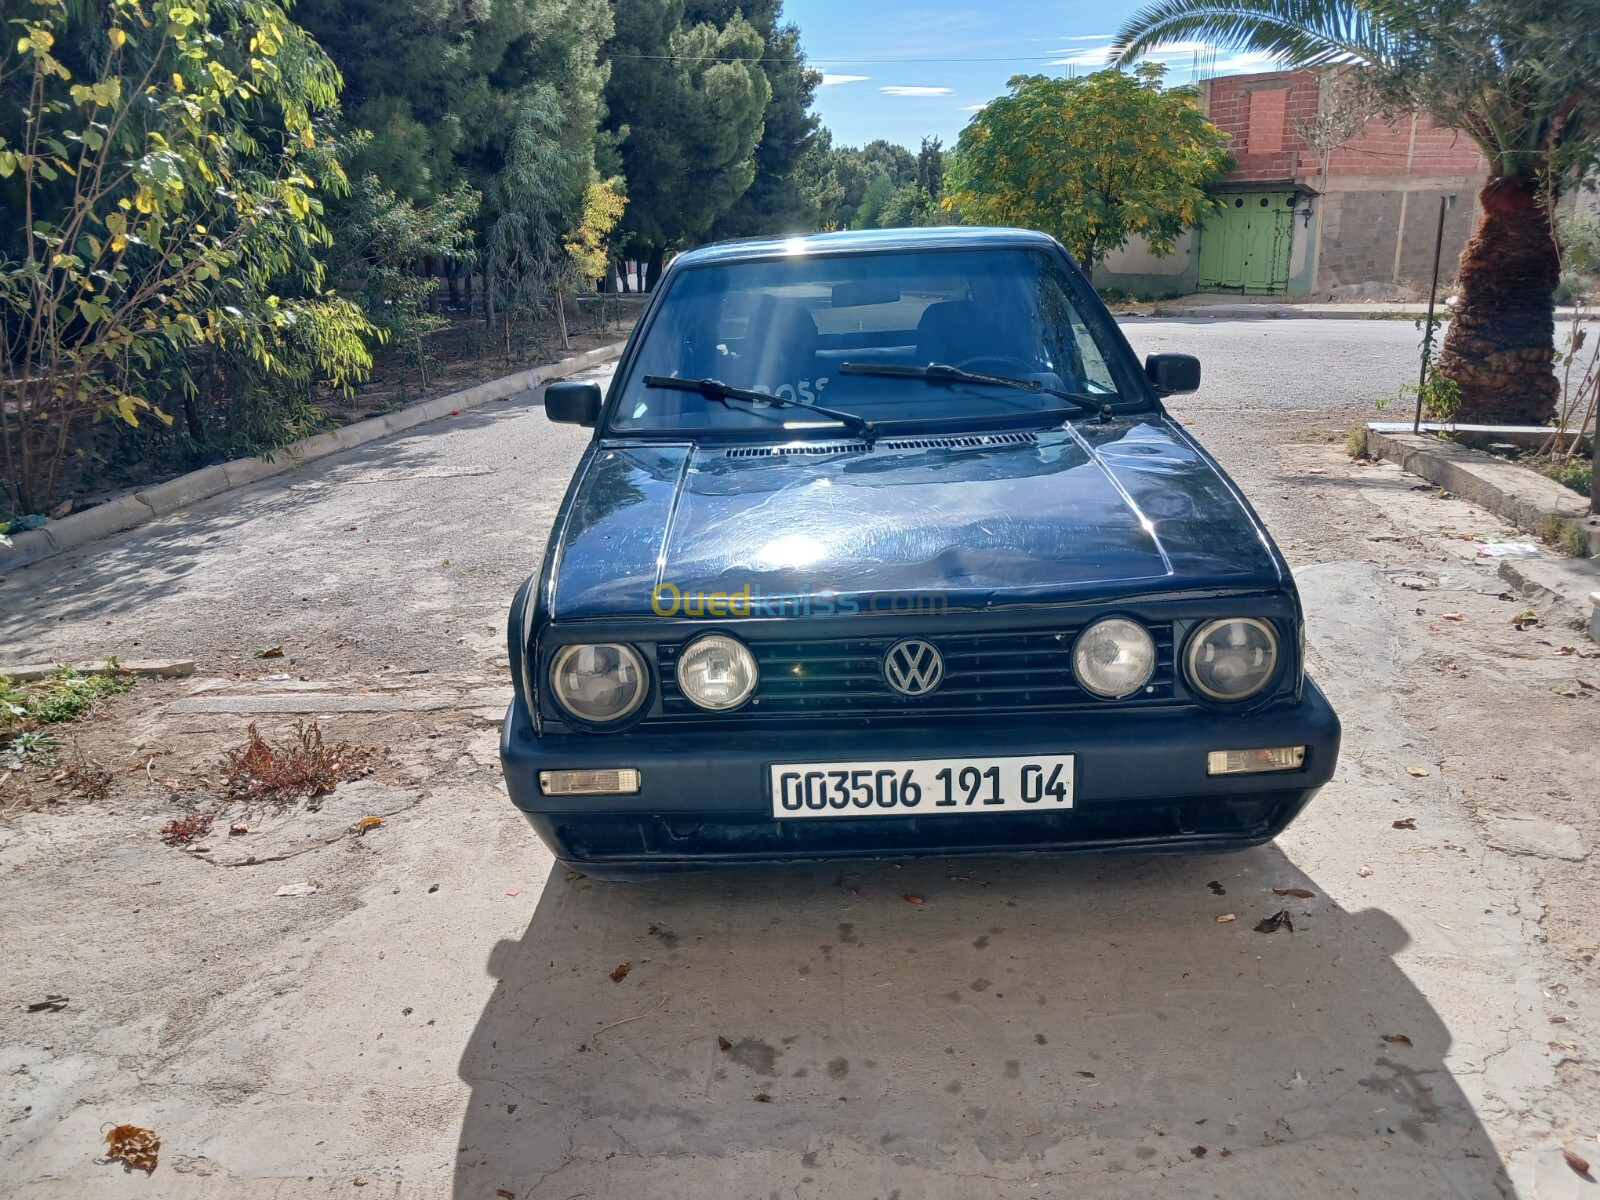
xmin=545 ymin=380 xmax=603 ymax=426
xmin=1144 ymin=353 xmax=1201 ymax=396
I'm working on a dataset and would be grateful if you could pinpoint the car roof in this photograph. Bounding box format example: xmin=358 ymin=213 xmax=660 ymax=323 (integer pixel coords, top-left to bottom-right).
xmin=672 ymin=226 xmax=1063 ymax=268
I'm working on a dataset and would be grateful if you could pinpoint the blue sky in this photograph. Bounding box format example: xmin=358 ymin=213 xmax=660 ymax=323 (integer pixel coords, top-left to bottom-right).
xmin=784 ymin=0 xmax=1279 ymax=150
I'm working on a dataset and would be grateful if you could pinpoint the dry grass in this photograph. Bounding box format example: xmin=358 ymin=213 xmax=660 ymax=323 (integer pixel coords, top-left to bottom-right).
xmin=219 ymin=721 xmax=370 ymax=806
xmin=56 ymin=744 xmax=113 ymax=802
xmin=1346 ymin=423 xmax=1370 ymax=459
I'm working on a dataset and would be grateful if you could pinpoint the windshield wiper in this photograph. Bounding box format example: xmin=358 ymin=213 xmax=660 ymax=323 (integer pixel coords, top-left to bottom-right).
xmin=840 ymin=361 xmax=1099 ymax=414
xmin=644 ymin=375 xmax=877 ymax=441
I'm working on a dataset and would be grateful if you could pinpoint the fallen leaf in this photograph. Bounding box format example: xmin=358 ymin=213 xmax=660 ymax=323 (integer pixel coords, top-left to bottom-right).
xmin=1215 ymin=913 xmax=1237 ymax=923
xmin=1565 ymin=1148 xmax=1591 ymax=1176
xmin=497 ymin=1190 xmax=516 ymax=1199
xmin=903 ymin=893 xmax=925 ymax=905
xmin=1405 ymin=766 xmax=1430 ymax=778
xmin=718 ymin=1036 xmax=732 ymax=1052
xmin=26 ymin=995 xmax=68 ymax=1012
xmin=1254 ymin=910 xmax=1294 ymax=934
xmin=104 ymin=1123 xmax=160 ymax=1172
xmin=1273 ymin=887 xmax=1315 ymax=899
xmin=228 ymin=824 xmax=247 ymax=836
xmin=1191 ymin=1145 xmax=1208 ymax=1158
xmin=402 ymin=1007 xmax=413 ymax=1016
xmin=1491 ymin=773 xmax=1507 ymax=781
xmin=1393 ymin=817 xmax=1418 ymax=830
xmin=1441 ymin=612 xmax=1465 ymax=621
xmin=253 ymin=645 xmax=285 ymax=659
xmin=1221 ymin=1148 xmax=1232 ymax=1158
xmin=1381 ymin=1033 xmax=1412 ymax=1045
xmin=1076 ymin=1071 xmax=1096 ymax=1078
xmin=348 ymin=816 xmax=382 ymax=836
xmin=752 ymin=1092 xmax=771 ymax=1103
xmin=610 ymin=963 xmax=630 ymax=983
xmin=505 ymin=888 xmax=520 ymax=898
xmin=1207 ymin=880 xmax=1226 ymax=895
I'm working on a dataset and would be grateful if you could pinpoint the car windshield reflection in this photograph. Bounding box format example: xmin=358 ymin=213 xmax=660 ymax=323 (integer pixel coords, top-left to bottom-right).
xmin=611 ymin=247 xmax=1131 ymax=434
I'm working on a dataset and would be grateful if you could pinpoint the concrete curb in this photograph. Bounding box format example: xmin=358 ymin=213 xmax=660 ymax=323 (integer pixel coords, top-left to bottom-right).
xmin=1 ymin=659 xmax=195 ymax=681
xmin=1366 ymin=426 xmax=1600 ymax=641
xmin=1 ymin=340 xmax=626 ymax=572
xmin=1365 ymin=428 xmax=1597 ymax=545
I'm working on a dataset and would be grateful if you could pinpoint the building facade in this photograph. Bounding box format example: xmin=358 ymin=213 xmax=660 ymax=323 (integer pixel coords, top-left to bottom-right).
xmin=1095 ymin=67 xmax=1489 ymax=300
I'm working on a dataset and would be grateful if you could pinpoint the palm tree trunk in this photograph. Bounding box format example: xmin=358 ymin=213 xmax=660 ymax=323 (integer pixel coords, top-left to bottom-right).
xmin=1433 ymin=174 xmax=1559 ymax=424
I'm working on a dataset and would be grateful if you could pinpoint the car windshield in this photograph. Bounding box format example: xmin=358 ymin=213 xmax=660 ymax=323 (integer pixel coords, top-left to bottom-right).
xmin=608 ymin=247 xmax=1134 ymax=435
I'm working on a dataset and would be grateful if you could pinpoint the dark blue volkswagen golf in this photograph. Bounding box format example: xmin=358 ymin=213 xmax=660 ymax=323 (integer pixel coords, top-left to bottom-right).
xmin=500 ymin=226 xmax=1340 ymax=878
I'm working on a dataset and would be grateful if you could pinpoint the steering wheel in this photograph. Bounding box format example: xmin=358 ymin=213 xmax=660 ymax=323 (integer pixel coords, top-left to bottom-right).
xmin=952 ymin=354 xmax=1037 ymax=377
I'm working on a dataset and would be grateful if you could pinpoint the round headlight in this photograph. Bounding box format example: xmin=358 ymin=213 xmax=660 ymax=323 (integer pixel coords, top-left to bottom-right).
xmin=1186 ymin=618 xmax=1279 ymax=701
xmin=676 ymin=634 xmax=759 ymax=711
xmin=549 ymin=643 xmax=649 ymax=724
xmin=1073 ymin=618 xmax=1156 ymax=699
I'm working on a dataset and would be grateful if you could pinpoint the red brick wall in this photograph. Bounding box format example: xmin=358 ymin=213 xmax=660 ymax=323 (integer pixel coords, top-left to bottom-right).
xmin=1325 ymin=113 xmax=1485 ymax=178
xmin=1205 ymin=70 xmax=1320 ymax=183
xmin=1205 ymin=68 xmax=1488 ymax=186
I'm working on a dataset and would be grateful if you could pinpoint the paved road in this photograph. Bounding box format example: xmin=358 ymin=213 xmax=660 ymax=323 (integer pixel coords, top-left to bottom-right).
xmin=5 ymin=318 xmax=1596 ymax=1199
xmin=0 ymin=319 xmax=1421 ymax=673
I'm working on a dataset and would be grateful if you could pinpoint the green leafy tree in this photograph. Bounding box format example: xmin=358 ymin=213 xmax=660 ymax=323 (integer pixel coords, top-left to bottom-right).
xmin=292 ymin=0 xmax=612 ymax=211
xmin=1112 ymin=0 xmax=1600 ymax=422
xmin=855 ymin=171 xmax=896 ymax=228
xmin=483 ymin=86 xmax=585 ymax=358
xmin=324 ymin=155 xmax=480 ymax=387
xmin=0 ymin=0 xmax=369 ymax=512
xmin=604 ymin=1 xmax=771 ymax=283
xmin=945 ymin=65 xmax=1232 ymax=274
xmin=693 ymin=0 xmax=828 ymax=239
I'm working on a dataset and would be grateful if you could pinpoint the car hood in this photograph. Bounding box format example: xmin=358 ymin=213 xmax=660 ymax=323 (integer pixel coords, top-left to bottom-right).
xmin=549 ymin=419 xmax=1283 ymax=619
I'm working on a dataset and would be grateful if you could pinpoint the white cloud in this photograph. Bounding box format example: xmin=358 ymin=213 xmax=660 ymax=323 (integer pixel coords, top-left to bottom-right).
xmin=881 ymin=85 xmax=955 ymax=97
xmin=819 ymin=73 xmax=869 ymax=87
xmin=1047 ymin=40 xmax=1284 ymax=74
xmin=1206 ymin=50 xmax=1283 ymax=75
xmin=961 ymin=103 xmax=989 ymax=111
xmin=1052 ymin=34 xmax=1116 ymax=44
xmin=1049 ymin=46 xmax=1115 ymax=67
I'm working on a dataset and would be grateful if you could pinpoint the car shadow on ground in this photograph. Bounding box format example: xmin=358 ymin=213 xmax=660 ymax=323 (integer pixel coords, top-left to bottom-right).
xmin=455 ymin=847 xmax=1514 ymax=1198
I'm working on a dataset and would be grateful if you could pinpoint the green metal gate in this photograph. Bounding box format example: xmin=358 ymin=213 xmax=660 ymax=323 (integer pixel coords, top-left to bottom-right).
xmin=1197 ymin=192 xmax=1296 ymax=294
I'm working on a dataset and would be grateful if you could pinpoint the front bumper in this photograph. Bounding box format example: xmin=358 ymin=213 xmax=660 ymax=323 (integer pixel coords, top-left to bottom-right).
xmin=500 ymin=679 xmax=1340 ymax=874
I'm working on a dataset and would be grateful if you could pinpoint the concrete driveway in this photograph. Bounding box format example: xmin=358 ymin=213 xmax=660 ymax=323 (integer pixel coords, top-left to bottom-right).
xmin=2 ymin=320 xmax=1594 ymax=1198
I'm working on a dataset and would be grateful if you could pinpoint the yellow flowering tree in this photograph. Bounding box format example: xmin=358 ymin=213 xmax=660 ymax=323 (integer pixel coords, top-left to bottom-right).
xmin=946 ymin=65 xmax=1233 ymax=274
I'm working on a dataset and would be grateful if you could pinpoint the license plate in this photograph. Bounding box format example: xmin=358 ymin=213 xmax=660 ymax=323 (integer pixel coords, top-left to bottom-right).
xmin=769 ymin=755 xmax=1074 ymax=819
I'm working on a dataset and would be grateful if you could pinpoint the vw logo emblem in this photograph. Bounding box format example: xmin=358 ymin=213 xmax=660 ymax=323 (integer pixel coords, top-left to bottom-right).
xmin=883 ymin=639 xmax=944 ymax=697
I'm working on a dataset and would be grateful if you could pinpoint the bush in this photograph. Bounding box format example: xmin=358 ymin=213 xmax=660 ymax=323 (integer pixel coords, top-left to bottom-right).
xmin=0 ymin=666 xmax=135 ymax=735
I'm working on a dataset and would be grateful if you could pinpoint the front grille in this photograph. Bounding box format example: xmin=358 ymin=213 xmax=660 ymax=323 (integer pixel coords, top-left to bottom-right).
xmin=654 ymin=624 xmax=1177 ymax=726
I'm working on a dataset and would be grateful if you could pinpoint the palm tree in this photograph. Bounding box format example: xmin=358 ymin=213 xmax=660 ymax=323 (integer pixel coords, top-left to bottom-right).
xmin=1112 ymin=0 xmax=1600 ymax=424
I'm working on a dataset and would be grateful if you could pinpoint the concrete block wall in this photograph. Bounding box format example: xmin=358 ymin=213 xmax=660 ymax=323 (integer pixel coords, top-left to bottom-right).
xmin=1314 ymin=187 xmax=1478 ymax=291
